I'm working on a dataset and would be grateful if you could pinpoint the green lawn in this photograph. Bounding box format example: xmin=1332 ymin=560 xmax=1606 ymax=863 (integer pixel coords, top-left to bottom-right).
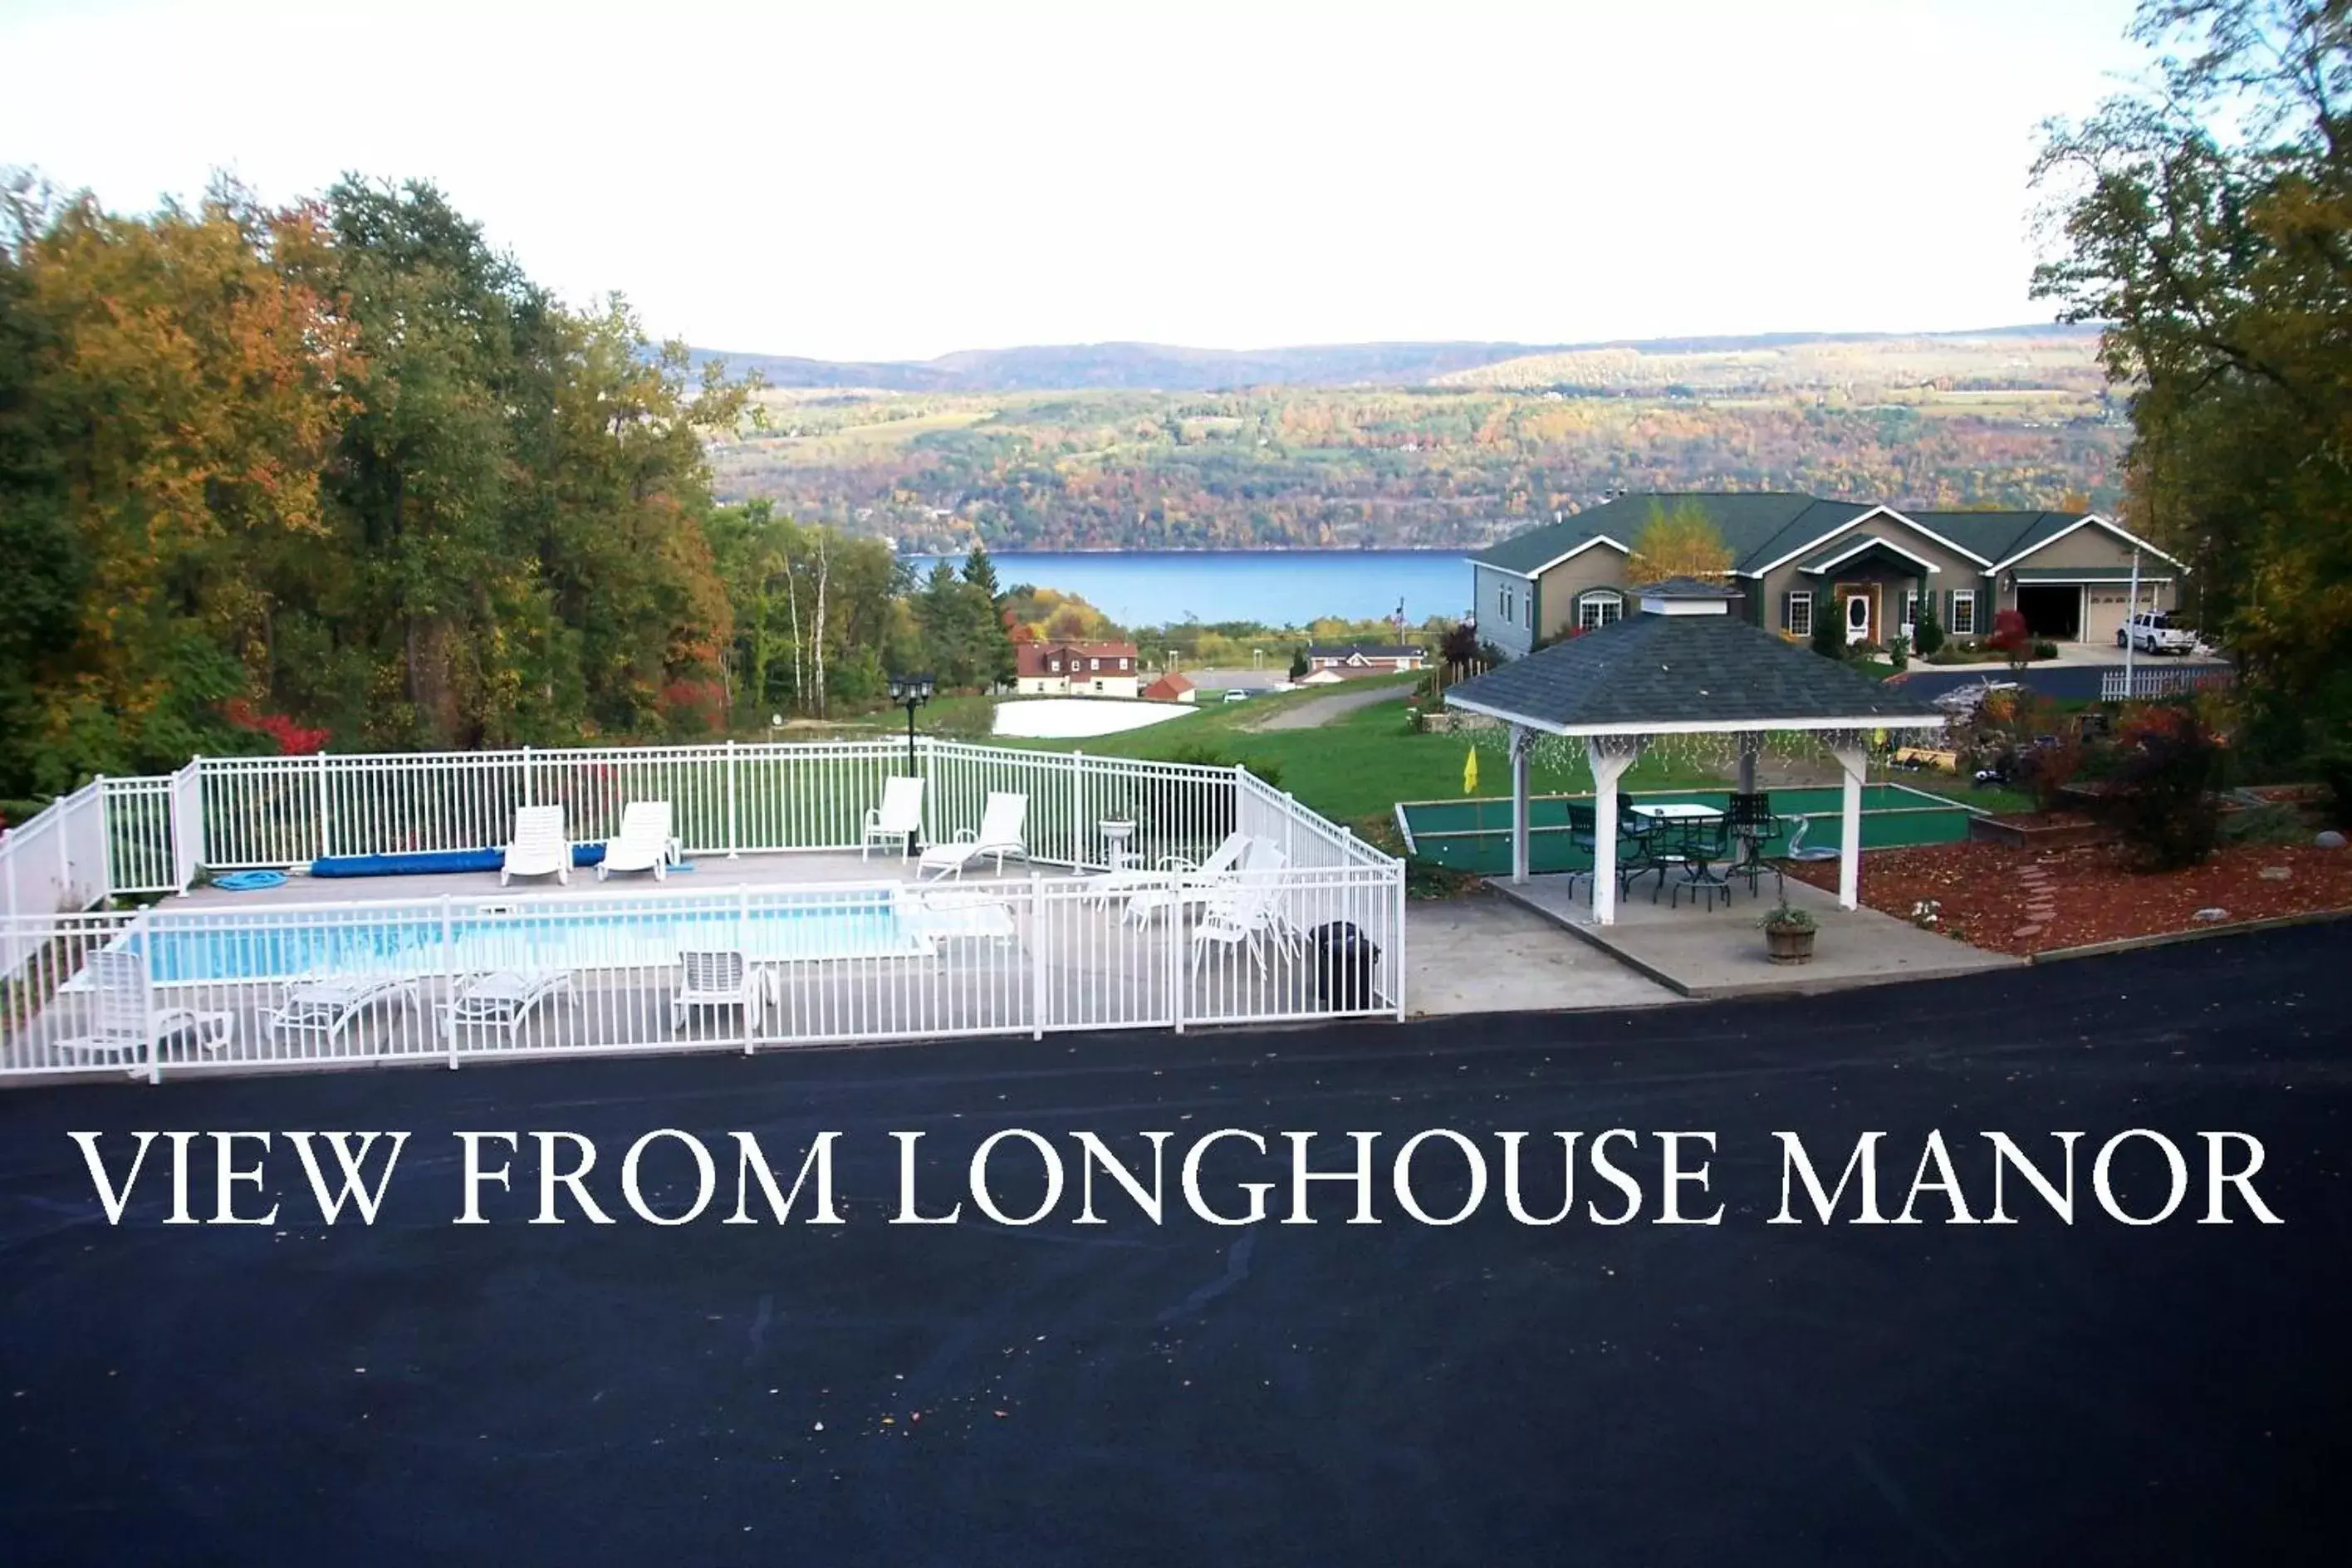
xmin=843 ymin=683 xmax=2014 ymax=834
xmin=947 ymin=688 xmax=1724 ymax=823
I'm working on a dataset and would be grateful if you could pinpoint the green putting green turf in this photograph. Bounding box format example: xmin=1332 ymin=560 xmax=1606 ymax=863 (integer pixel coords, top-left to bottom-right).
xmin=1395 ymin=784 xmax=1977 ymax=876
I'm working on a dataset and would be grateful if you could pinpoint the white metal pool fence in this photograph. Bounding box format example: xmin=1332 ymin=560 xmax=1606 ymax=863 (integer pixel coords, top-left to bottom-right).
xmin=0 ymin=739 xmax=1404 ymax=1078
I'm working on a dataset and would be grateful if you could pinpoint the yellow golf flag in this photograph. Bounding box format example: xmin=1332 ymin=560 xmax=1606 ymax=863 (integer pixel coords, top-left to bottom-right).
xmin=1463 ymin=746 xmax=1479 ymax=796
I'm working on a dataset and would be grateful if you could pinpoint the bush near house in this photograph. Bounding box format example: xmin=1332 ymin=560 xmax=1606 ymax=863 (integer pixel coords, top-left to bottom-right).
xmin=1809 ymin=598 xmax=1846 ymax=660
xmin=1912 ymin=599 xmax=1945 ymax=658
xmin=2099 ymin=702 xmax=2224 ymax=870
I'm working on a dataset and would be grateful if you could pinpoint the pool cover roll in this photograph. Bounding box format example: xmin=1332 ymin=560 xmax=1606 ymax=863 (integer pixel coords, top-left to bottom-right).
xmin=309 ymin=843 xmax=608 ymax=878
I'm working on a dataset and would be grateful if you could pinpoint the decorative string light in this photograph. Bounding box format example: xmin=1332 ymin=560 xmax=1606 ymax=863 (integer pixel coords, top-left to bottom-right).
xmin=1468 ymin=724 xmax=1944 ymax=778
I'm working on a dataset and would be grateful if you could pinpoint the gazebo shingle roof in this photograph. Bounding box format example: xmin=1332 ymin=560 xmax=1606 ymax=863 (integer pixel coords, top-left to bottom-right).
xmin=1444 ymin=612 xmax=1946 ymax=734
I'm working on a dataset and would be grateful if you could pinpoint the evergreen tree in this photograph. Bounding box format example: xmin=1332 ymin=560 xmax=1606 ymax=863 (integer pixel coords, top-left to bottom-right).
xmin=1911 ymin=595 xmax=1944 ymax=657
xmin=961 ymin=542 xmax=1017 ymax=689
xmin=1810 ymin=594 xmax=1846 ymax=660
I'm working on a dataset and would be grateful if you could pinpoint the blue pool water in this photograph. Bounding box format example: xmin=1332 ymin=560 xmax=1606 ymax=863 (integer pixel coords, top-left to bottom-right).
xmin=126 ymin=898 xmax=923 ymax=983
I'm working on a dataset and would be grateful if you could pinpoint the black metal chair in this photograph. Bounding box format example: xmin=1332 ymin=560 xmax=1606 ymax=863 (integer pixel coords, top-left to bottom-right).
xmin=1566 ymin=801 xmax=1653 ymax=902
xmin=1615 ymin=801 xmax=1663 ymax=892
xmin=1724 ymin=791 xmax=1783 ymax=899
xmin=1654 ymin=815 xmax=1734 ymax=911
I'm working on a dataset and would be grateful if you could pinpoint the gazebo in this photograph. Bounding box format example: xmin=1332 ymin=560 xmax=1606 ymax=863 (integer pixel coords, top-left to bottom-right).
xmin=1443 ymin=577 xmax=1947 ymax=924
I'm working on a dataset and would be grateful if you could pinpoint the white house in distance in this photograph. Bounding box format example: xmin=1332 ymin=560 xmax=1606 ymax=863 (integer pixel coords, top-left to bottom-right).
xmin=1016 ymin=639 xmax=1142 ymax=698
xmin=1302 ymin=644 xmax=1428 ymax=679
xmin=1141 ymin=671 xmax=1198 ymax=704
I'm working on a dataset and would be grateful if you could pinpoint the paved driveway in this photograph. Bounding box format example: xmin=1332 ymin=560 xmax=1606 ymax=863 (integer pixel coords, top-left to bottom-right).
xmin=1242 ymin=681 xmax=1403 ymax=731
xmin=2 ymin=925 xmax=2344 ymax=1564
xmin=1892 ymin=659 xmax=2229 ymax=703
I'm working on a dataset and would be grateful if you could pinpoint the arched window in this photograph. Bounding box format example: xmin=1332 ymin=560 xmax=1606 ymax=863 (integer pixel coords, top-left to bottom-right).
xmin=1577 ymin=590 xmax=1624 ymax=631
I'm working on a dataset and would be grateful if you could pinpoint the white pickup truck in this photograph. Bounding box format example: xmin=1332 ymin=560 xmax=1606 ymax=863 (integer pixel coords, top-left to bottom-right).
xmin=2119 ymin=610 xmax=2198 ymax=654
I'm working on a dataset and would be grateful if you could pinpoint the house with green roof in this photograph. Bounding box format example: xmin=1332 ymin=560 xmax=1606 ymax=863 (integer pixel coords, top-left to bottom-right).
xmin=1469 ymin=493 xmax=2186 ymax=659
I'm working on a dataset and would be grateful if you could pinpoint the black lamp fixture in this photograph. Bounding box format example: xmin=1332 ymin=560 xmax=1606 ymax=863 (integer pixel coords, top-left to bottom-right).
xmin=886 ymin=671 xmax=935 ymax=775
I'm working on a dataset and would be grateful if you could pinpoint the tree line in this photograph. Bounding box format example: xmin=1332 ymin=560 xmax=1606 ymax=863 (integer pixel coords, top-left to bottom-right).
xmin=2034 ymin=0 xmax=2352 ymax=770
xmin=0 ymin=173 xmax=1019 ymax=801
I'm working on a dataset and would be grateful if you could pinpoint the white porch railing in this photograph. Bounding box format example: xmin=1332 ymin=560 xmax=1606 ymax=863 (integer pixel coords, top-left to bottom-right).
xmin=0 ymin=736 xmax=1404 ymax=1074
xmin=2100 ymin=665 xmax=2232 ymax=701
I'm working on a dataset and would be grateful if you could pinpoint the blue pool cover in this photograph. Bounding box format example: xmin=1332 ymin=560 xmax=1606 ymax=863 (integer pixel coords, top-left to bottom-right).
xmin=311 ymin=844 xmax=609 ymax=878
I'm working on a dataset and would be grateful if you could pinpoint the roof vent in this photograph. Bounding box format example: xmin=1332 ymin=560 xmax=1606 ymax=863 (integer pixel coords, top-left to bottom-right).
xmin=1634 ymin=576 xmax=1742 ymax=616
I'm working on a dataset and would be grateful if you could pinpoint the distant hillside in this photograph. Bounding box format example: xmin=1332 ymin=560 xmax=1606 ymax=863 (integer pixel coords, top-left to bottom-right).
xmin=705 ymin=321 xmax=2123 ymax=556
xmin=691 ymin=324 xmax=2102 ymax=394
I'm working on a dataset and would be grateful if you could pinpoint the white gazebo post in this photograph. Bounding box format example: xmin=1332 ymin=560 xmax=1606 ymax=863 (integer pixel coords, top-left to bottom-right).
xmin=1830 ymin=737 xmax=1868 ymax=909
xmin=1508 ymin=725 xmax=1531 ymax=885
xmin=1586 ymin=737 xmax=1640 ymax=925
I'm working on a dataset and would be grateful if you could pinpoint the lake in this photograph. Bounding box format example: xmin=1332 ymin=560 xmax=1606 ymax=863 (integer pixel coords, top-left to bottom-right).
xmin=905 ymin=550 xmax=1476 ymax=628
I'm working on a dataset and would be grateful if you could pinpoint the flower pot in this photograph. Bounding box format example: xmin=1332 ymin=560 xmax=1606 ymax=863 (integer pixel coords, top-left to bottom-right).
xmin=1764 ymin=924 xmax=1815 ymax=965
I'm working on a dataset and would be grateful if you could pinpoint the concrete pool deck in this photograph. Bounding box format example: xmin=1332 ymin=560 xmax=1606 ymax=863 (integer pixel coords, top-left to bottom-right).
xmin=1487 ymin=871 xmax=2020 ymax=998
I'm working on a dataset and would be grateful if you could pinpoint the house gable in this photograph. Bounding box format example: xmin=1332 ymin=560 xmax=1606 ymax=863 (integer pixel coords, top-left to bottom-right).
xmin=1990 ymin=513 xmax=2188 ymax=574
xmin=1742 ymin=504 xmax=1994 ymax=577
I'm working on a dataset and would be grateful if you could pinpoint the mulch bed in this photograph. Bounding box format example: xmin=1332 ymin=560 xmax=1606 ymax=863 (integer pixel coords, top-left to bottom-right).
xmin=1785 ymin=838 xmax=2352 ymax=956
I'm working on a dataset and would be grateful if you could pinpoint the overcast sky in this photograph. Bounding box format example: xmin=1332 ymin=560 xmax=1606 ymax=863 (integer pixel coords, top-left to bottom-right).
xmin=1 ymin=0 xmax=2145 ymax=360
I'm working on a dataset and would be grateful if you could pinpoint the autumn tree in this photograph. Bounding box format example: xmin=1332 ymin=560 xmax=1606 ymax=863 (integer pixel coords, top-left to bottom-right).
xmin=1628 ymin=499 xmax=1734 ymax=583
xmin=0 ymin=176 xmax=357 ymax=792
xmin=2034 ymin=0 xmax=2352 ymax=764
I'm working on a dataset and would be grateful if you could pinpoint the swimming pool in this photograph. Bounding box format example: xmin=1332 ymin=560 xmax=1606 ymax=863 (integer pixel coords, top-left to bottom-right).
xmin=120 ymin=890 xmax=929 ymax=984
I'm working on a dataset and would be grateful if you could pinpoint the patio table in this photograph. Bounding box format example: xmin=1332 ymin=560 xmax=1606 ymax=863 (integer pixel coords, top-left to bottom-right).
xmin=1630 ymin=802 xmax=1724 ymax=822
xmin=1634 ymin=805 xmax=1734 ymax=909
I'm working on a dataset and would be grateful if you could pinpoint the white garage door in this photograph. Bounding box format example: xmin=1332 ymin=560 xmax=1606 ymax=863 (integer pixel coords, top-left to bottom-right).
xmin=2083 ymin=584 xmax=2162 ymax=645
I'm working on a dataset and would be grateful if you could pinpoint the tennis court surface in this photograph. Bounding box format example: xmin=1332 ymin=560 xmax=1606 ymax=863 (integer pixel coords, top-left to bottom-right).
xmin=1396 ymin=783 xmax=1974 ymax=875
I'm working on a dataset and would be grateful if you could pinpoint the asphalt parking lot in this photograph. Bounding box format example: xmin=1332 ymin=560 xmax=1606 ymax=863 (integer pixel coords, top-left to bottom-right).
xmin=2 ymin=923 xmax=2345 ymax=1566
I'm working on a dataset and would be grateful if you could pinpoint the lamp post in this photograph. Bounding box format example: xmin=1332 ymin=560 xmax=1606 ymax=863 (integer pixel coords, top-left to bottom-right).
xmin=886 ymin=672 xmax=934 ymax=777
xmin=887 ymin=672 xmax=933 ymax=853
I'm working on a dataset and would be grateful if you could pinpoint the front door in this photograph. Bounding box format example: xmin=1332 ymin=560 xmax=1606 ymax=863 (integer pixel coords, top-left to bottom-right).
xmin=1840 ymin=586 xmax=1874 ymax=646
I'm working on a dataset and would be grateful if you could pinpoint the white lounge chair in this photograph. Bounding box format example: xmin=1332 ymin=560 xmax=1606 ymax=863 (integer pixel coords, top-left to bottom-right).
xmin=670 ymin=950 xmax=772 ymax=1031
xmin=1089 ymin=830 xmax=1247 ymax=909
xmin=1125 ymin=834 xmax=1271 ymax=929
xmin=863 ymin=777 xmax=924 ymax=860
xmin=439 ymin=970 xmax=571 ymax=1049
xmin=502 ymin=805 xmax=571 ymax=886
xmin=51 ymin=949 xmax=236 ymax=1069
xmin=901 ymin=887 xmax=1019 ymax=948
xmin=1189 ymin=847 xmax=1296 ymax=975
xmin=266 ymin=971 xmax=421 ymax=1053
xmin=916 ymin=791 xmax=1028 ymax=880
xmin=597 ymin=801 xmax=674 ymax=882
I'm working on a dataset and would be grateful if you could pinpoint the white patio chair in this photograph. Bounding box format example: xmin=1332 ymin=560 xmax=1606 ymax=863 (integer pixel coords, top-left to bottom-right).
xmin=1125 ymin=834 xmax=1272 ymax=929
xmin=597 ymin=801 xmax=674 ymax=882
xmin=916 ymin=791 xmax=1028 ymax=880
xmin=265 ymin=971 xmax=421 ymax=1054
xmin=1188 ymin=848 xmax=1297 ymax=974
xmin=670 ymin=950 xmax=772 ymax=1030
xmin=501 ymin=805 xmax=571 ymax=886
xmin=1091 ymin=829 xmax=1247 ymax=909
xmin=439 ymin=970 xmax=571 ymax=1049
xmin=863 ymin=777 xmax=924 ymax=860
xmin=52 ymin=949 xmax=236 ymax=1069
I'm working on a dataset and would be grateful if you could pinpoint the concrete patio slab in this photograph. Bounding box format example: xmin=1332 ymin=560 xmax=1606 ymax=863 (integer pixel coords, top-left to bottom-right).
xmin=1404 ymin=889 xmax=1685 ymax=1016
xmin=1487 ymin=871 xmax=2020 ymax=998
